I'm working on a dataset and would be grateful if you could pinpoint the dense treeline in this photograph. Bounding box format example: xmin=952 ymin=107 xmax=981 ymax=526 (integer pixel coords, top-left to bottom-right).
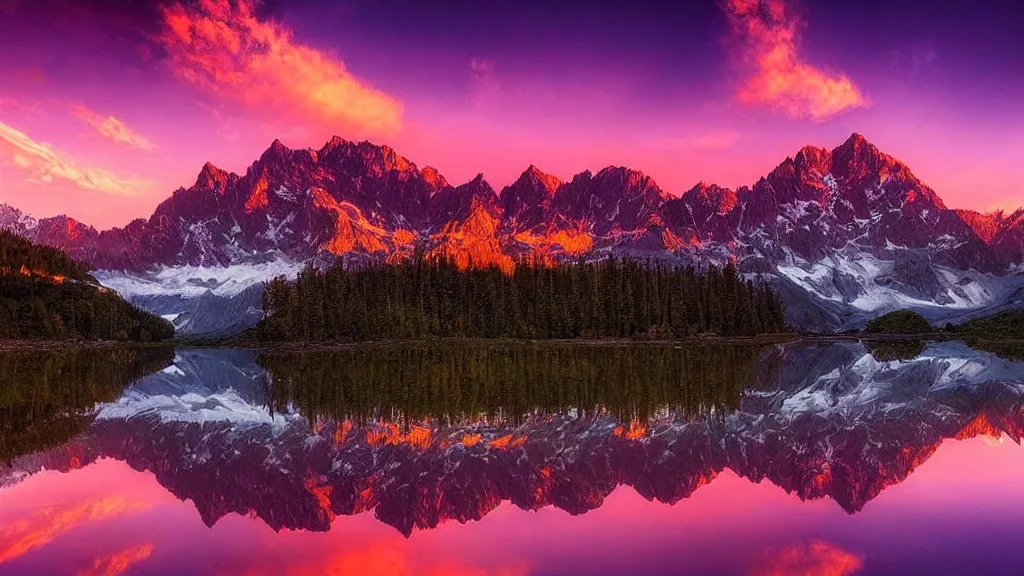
xmin=260 ymin=342 xmax=764 ymax=425
xmin=952 ymin=310 xmax=1024 ymax=339
xmin=0 ymin=233 xmax=173 ymax=341
xmin=0 ymin=346 xmax=174 ymax=462
xmin=0 ymin=230 xmax=93 ymax=281
xmin=256 ymin=258 xmax=789 ymax=341
xmin=864 ymin=309 xmax=933 ymax=334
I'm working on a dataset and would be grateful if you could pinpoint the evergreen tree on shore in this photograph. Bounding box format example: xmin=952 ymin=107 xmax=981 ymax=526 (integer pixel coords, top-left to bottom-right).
xmin=256 ymin=257 xmax=789 ymax=341
xmin=0 ymin=231 xmax=174 ymax=341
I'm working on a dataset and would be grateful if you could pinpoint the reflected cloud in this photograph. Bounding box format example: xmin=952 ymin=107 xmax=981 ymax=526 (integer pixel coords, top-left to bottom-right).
xmin=154 ymin=0 xmax=403 ymax=135
xmin=750 ymin=540 xmax=863 ymax=576
xmin=75 ymin=544 xmax=154 ymax=576
xmin=721 ymin=0 xmax=868 ymax=121
xmin=218 ymin=535 xmax=528 ymax=576
xmin=0 ymin=497 xmax=152 ymax=564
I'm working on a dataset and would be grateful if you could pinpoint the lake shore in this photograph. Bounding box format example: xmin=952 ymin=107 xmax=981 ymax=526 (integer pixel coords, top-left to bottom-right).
xmin=4 ymin=332 xmax=1022 ymax=353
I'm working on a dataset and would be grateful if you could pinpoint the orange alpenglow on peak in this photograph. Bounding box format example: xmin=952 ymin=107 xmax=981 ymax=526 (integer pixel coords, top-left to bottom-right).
xmin=244 ymin=175 xmax=270 ymax=213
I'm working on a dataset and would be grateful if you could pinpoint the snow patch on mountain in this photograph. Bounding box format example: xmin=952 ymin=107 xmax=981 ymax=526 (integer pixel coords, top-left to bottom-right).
xmin=775 ymin=249 xmax=1015 ymax=314
xmin=96 ymin=388 xmax=295 ymax=427
xmin=777 ymin=341 xmax=1024 ymax=416
xmin=94 ymin=257 xmax=305 ymax=299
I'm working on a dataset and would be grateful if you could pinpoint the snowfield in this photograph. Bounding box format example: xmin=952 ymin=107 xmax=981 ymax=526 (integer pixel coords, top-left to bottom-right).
xmin=94 ymin=257 xmax=306 ymax=299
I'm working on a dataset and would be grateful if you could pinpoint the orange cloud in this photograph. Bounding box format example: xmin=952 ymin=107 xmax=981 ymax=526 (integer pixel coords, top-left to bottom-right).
xmin=71 ymin=105 xmax=156 ymax=151
xmin=750 ymin=540 xmax=863 ymax=576
xmin=155 ymin=0 xmax=402 ymax=135
xmin=722 ymin=0 xmax=868 ymax=121
xmin=76 ymin=544 xmax=154 ymax=576
xmin=0 ymin=122 xmax=150 ymax=196
xmin=0 ymin=497 xmax=152 ymax=565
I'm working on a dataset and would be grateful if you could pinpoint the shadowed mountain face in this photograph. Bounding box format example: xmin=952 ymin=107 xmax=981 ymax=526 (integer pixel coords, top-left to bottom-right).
xmin=2 ymin=341 xmax=1023 ymax=536
xmin=2 ymin=134 xmax=1023 ymax=335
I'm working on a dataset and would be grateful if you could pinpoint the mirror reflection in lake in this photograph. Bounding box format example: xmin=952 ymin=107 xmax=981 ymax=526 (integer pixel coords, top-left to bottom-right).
xmin=2 ymin=340 xmax=1024 ymax=575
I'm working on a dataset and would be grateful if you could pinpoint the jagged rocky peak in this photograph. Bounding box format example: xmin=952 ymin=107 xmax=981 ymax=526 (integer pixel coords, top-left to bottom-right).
xmin=498 ymin=165 xmax=563 ymax=232
xmin=430 ymin=173 xmax=500 ymax=223
xmin=594 ymin=165 xmax=659 ymax=191
xmin=682 ymin=181 xmax=738 ymax=213
xmin=253 ymin=139 xmax=296 ymax=172
xmin=452 ymin=173 xmax=498 ymax=204
xmin=420 ymin=166 xmax=450 ymax=191
xmin=794 ymin=145 xmax=831 ymax=173
xmin=313 ymin=136 xmax=418 ymax=177
xmin=522 ymin=164 xmax=562 ymax=194
xmin=828 ymin=132 xmax=905 ymax=181
xmin=195 ymin=161 xmax=233 ymax=192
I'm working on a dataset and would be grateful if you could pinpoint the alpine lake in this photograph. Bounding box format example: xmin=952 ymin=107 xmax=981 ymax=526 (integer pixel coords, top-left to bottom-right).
xmin=2 ymin=338 xmax=1024 ymax=575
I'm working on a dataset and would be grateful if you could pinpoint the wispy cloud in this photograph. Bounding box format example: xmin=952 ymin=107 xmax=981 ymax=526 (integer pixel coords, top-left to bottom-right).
xmin=721 ymin=0 xmax=868 ymax=121
xmin=154 ymin=0 xmax=402 ymax=135
xmin=71 ymin=104 xmax=156 ymax=151
xmin=0 ymin=121 xmax=149 ymax=196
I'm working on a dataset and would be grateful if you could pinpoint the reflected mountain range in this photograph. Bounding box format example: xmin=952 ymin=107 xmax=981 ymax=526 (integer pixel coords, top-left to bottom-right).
xmin=1 ymin=341 xmax=1023 ymax=536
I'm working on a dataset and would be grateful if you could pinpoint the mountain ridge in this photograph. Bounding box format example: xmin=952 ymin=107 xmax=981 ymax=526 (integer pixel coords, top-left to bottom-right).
xmin=2 ymin=133 xmax=1022 ymax=334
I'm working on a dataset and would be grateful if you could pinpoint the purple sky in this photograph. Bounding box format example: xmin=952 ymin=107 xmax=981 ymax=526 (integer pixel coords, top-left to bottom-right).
xmin=0 ymin=0 xmax=1021 ymax=228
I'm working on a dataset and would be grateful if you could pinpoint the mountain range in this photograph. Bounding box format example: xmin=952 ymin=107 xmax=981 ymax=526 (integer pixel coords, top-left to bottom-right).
xmin=2 ymin=341 xmax=1022 ymax=536
xmin=2 ymin=133 xmax=1023 ymax=334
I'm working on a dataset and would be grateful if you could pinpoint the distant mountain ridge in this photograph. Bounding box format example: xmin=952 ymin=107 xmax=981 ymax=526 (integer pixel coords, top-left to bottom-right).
xmin=2 ymin=133 xmax=1023 ymax=334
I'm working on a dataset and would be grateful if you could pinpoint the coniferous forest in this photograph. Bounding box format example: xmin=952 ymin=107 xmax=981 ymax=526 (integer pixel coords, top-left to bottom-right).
xmin=0 ymin=231 xmax=174 ymax=341
xmin=256 ymin=257 xmax=789 ymax=341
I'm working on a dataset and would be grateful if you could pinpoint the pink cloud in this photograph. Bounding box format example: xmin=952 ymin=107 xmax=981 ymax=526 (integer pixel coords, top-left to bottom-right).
xmin=154 ymin=0 xmax=403 ymax=135
xmin=70 ymin=104 xmax=156 ymax=151
xmin=0 ymin=121 xmax=150 ymax=196
xmin=749 ymin=540 xmax=863 ymax=576
xmin=722 ymin=0 xmax=868 ymax=121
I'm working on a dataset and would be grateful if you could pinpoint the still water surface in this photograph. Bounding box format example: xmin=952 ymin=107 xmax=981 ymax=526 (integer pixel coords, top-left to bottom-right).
xmin=1 ymin=341 xmax=1024 ymax=575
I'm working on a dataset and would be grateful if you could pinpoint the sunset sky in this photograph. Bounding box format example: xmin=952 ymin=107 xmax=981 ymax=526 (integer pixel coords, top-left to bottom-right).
xmin=0 ymin=0 xmax=1022 ymax=229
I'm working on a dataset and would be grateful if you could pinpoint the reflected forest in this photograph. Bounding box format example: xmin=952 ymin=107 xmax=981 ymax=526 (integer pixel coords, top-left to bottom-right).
xmin=0 ymin=346 xmax=173 ymax=462
xmin=260 ymin=343 xmax=765 ymax=426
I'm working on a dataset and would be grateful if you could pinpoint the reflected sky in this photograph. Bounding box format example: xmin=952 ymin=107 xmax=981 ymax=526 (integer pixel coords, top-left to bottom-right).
xmin=2 ymin=438 xmax=1023 ymax=576
xmin=2 ymin=340 xmax=1024 ymax=575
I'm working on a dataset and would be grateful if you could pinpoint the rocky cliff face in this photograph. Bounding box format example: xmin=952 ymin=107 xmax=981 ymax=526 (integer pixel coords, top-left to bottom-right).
xmin=2 ymin=342 xmax=1022 ymax=536
xmin=2 ymin=133 xmax=1023 ymax=334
